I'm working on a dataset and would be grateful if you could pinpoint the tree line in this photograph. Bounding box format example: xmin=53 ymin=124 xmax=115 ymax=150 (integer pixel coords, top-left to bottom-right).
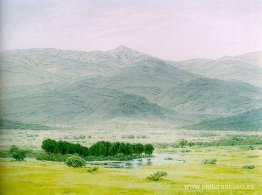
xmin=42 ymin=139 xmax=154 ymax=157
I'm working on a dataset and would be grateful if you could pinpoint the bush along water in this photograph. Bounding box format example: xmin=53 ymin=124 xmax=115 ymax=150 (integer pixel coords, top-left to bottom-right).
xmin=65 ymin=155 xmax=86 ymax=168
xmin=41 ymin=139 xmax=154 ymax=158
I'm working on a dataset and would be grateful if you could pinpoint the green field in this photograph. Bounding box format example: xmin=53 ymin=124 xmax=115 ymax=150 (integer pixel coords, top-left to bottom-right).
xmin=0 ymin=145 xmax=261 ymax=195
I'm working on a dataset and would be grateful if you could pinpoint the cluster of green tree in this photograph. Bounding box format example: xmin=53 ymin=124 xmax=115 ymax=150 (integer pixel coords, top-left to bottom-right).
xmin=36 ymin=152 xmax=69 ymax=162
xmin=192 ymin=136 xmax=262 ymax=147
xmin=41 ymin=139 xmax=154 ymax=157
xmin=9 ymin=146 xmax=26 ymax=161
xmin=166 ymin=136 xmax=262 ymax=148
xmin=42 ymin=139 xmax=89 ymax=156
xmin=89 ymin=141 xmax=154 ymax=156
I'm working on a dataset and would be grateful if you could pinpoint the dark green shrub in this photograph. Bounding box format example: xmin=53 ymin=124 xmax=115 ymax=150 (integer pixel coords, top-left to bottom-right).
xmin=134 ymin=143 xmax=144 ymax=154
xmin=65 ymin=155 xmax=86 ymax=168
xmin=187 ymin=142 xmax=194 ymax=147
xmin=9 ymin=145 xmax=19 ymax=153
xmin=126 ymin=135 xmax=135 ymax=139
xmin=41 ymin=139 xmax=57 ymax=153
xmin=180 ymin=149 xmax=191 ymax=153
xmin=144 ymin=144 xmax=154 ymax=155
xmin=243 ymin=146 xmax=255 ymax=150
xmin=87 ymin=167 xmax=98 ymax=173
xmin=0 ymin=151 xmax=8 ymax=158
xmin=242 ymin=164 xmax=255 ymax=169
xmin=247 ymin=155 xmax=257 ymax=158
xmin=9 ymin=146 xmax=26 ymax=161
xmin=114 ymin=153 xmax=127 ymax=161
xmin=12 ymin=150 xmax=26 ymax=161
xmin=146 ymin=171 xmax=168 ymax=181
xmin=178 ymin=139 xmax=188 ymax=148
xmin=202 ymin=158 xmax=217 ymax=164
xmin=36 ymin=152 xmax=68 ymax=162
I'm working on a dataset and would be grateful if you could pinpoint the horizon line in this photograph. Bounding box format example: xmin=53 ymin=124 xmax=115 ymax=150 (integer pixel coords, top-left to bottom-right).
xmin=1 ymin=46 xmax=261 ymax=62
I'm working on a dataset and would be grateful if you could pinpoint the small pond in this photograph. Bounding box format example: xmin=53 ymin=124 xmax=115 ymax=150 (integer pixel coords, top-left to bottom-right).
xmin=86 ymin=153 xmax=187 ymax=169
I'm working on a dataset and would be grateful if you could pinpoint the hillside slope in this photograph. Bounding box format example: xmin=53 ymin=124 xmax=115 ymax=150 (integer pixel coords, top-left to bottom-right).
xmin=155 ymin=78 xmax=262 ymax=117
xmin=185 ymin=109 xmax=262 ymax=130
xmin=1 ymin=47 xmax=261 ymax=129
xmin=175 ymin=51 xmax=262 ymax=87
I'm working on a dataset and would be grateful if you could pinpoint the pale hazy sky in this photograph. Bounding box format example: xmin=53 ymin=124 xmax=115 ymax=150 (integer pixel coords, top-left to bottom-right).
xmin=1 ymin=0 xmax=261 ymax=60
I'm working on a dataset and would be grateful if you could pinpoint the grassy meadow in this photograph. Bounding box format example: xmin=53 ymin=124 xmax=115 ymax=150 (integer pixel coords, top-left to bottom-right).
xmin=0 ymin=143 xmax=261 ymax=195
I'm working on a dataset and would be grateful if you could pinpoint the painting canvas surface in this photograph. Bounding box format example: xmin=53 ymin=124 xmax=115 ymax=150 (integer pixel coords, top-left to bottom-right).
xmin=0 ymin=0 xmax=261 ymax=194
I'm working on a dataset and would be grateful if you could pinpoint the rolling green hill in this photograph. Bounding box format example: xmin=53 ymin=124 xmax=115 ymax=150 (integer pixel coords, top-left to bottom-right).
xmin=185 ymin=109 xmax=262 ymax=130
xmin=155 ymin=78 xmax=262 ymax=117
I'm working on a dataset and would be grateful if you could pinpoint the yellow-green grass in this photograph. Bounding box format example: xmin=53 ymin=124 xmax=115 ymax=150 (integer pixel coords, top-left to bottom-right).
xmin=0 ymin=146 xmax=261 ymax=195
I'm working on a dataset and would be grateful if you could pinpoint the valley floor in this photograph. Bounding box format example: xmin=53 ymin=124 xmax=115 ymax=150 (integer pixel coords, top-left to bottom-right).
xmin=1 ymin=128 xmax=261 ymax=150
xmin=0 ymin=146 xmax=261 ymax=195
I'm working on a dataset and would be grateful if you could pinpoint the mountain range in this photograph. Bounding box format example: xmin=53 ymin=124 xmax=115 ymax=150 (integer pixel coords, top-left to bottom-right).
xmin=174 ymin=51 xmax=262 ymax=88
xmin=0 ymin=46 xmax=261 ymax=130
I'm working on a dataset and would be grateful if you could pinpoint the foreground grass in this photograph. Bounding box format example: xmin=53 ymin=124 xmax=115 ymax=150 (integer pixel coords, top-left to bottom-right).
xmin=0 ymin=146 xmax=261 ymax=195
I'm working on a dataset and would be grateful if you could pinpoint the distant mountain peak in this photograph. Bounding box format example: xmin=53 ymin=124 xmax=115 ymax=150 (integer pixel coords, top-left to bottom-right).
xmin=107 ymin=45 xmax=148 ymax=64
xmin=113 ymin=45 xmax=132 ymax=51
xmin=109 ymin=45 xmax=141 ymax=55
